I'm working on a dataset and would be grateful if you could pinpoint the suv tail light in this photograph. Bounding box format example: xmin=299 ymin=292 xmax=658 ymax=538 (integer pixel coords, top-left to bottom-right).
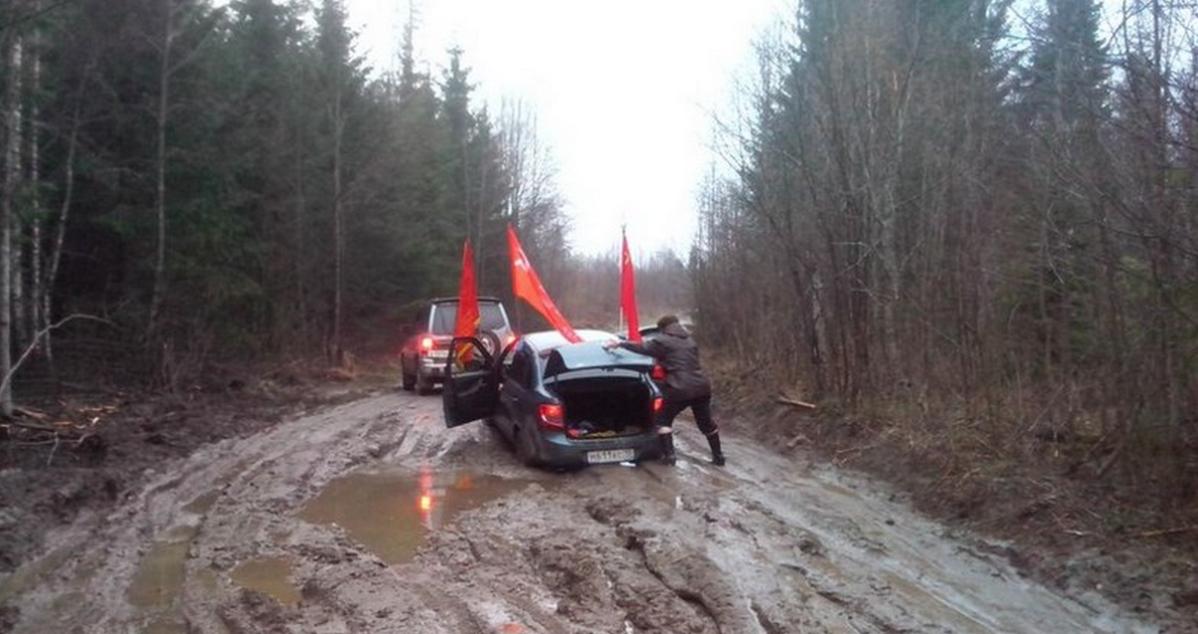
xmin=651 ymin=364 xmax=667 ymax=381
xmin=420 ymin=336 xmax=434 ymax=354
xmin=652 ymin=397 xmax=664 ymax=414
xmin=538 ymin=403 xmax=565 ymax=431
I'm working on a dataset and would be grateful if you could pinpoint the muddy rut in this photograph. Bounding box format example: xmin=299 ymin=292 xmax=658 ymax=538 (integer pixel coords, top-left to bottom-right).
xmin=0 ymin=391 xmax=1162 ymax=633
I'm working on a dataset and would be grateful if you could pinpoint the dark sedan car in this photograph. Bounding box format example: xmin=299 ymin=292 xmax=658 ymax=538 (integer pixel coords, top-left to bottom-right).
xmin=441 ymin=330 xmax=664 ymax=468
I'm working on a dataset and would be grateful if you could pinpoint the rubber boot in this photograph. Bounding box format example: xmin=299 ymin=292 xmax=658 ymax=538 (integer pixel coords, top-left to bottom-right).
xmin=707 ymin=431 xmax=725 ymax=466
xmin=658 ymin=433 xmax=676 ymax=465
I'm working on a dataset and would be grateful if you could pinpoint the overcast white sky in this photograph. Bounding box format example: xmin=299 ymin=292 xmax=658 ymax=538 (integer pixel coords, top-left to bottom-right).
xmin=343 ymin=0 xmax=788 ymax=257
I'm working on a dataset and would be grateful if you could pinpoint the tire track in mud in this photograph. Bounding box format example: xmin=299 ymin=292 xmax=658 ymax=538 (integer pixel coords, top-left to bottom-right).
xmin=586 ymin=492 xmax=769 ymax=634
xmin=3 ymin=391 xmax=1164 ymax=634
xmin=579 ymin=496 xmax=722 ymax=634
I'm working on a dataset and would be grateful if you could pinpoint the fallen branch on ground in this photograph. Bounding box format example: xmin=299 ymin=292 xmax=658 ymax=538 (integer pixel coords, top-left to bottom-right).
xmin=1136 ymin=526 xmax=1198 ymax=539
xmin=15 ymin=406 xmax=48 ymax=420
xmin=6 ymin=419 xmax=60 ymax=433
xmin=3 ymin=414 xmax=97 ymax=441
xmin=832 ymin=443 xmax=879 ymax=466
xmin=835 ymin=443 xmax=877 ymax=456
xmin=777 ymin=395 xmax=817 ymax=410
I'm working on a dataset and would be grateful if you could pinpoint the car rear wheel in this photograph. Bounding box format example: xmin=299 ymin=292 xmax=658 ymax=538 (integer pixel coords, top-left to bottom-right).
xmin=415 ymin=370 xmax=433 ymax=395
xmin=515 ymin=426 xmax=541 ymax=468
xmin=401 ymin=361 xmax=416 ymax=391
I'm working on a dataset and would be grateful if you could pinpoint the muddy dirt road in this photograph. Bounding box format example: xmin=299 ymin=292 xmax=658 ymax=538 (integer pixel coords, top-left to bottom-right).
xmin=1 ymin=391 xmax=1163 ymax=633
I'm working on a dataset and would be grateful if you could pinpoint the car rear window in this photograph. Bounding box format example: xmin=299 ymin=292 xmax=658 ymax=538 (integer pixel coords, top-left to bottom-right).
xmin=430 ymin=302 xmax=507 ymax=335
xmin=542 ymin=344 xmax=652 ymax=377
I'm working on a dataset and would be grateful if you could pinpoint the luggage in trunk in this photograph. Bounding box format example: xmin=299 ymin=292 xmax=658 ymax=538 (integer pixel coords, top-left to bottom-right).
xmin=550 ymin=376 xmax=651 ymax=437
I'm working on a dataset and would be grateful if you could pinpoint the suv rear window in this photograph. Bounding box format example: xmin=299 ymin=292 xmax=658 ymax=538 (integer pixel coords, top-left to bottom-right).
xmin=430 ymin=302 xmax=507 ymax=335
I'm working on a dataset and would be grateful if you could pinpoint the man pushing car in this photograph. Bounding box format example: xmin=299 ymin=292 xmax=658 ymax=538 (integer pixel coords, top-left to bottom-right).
xmin=603 ymin=315 xmax=725 ymax=466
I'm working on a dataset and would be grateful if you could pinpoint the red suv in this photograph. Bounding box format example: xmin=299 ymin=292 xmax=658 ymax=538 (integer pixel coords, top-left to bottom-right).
xmin=400 ymin=297 xmax=514 ymax=394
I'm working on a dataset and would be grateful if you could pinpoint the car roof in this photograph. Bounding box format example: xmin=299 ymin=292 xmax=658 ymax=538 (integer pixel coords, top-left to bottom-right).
xmin=430 ymin=296 xmax=502 ymax=305
xmin=521 ymin=330 xmax=654 ymax=372
xmin=522 ymin=329 xmax=613 ymax=351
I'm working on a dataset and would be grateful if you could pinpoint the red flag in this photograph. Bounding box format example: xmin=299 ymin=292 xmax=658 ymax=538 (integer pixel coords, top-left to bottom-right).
xmin=507 ymin=225 xmax=581 ymax=343
xmin=454 ymin=240 xmax=480 ymax=361
xmin=620 ymin=231 xmax=642 ymax=342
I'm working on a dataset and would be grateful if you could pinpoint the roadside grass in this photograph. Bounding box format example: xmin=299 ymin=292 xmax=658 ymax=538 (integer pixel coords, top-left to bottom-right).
xmin=709 ymin=356 xmax=1198 ymax=624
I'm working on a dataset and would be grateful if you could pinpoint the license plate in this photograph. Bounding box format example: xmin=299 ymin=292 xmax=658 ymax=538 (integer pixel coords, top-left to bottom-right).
xmin=586 ymin=449 xmax=635 ymax=464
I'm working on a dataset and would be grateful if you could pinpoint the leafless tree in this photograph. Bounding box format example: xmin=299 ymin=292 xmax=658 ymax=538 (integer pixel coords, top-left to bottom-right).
xmin=1 ymin=32 xmax=23 ymax=416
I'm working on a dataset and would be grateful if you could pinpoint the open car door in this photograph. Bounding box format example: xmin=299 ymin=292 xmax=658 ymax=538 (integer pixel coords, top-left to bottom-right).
xmin=441 ymin=337 xmax=498 ymax=428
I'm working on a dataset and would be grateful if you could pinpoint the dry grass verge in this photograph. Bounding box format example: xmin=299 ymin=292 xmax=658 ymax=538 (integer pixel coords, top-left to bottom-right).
xmin=709 ymin=357 xmax=1198 ymax=628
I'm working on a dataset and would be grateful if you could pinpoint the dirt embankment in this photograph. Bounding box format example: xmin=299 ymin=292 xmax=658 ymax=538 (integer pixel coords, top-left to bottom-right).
xmin=708 ymin=360 xmax=1198 ymax=627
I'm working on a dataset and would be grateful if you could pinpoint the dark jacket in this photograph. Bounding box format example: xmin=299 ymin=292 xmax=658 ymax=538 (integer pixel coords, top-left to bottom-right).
xmin=620 ymin=323 xmax=712 ymax=400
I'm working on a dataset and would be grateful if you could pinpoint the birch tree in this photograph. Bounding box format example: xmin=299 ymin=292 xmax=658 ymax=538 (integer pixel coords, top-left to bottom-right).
xmin=1 ymin=34 xmax=23 ymax=415
xmin=146 ymin=0 xmax=217 ymax=339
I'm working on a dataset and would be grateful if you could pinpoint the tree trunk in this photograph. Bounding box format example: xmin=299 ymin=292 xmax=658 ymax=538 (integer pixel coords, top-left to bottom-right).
xmin=11 ymin=34 xmax=33 ymax=351
xmin=11 ymin=212 xmax=24 ymax=351
xmin=28 ymin=10 xmax=42 ymax=349
xmin=330 ymin=90 xmax=344 ymax=364
xmin=148 ymin=0 xmax=176 ymax=338
xmin=43 ymin=87 xmax=83 ymax=368
xmin=1 ymin=37 xmax=25 ymax=416
xmin=292 ymin=134 xmax=308 ymax=345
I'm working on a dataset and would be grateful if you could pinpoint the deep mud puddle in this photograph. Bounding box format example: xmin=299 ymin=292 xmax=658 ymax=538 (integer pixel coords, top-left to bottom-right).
xmin=231 ymin=556 xmax=301 ymax=605
xmin=127 ymin=540 xmax=190 ymax=609
xmin=299 ymin=466 xmax=534 ymax=564
xmin=126 ymin=527 xmax=199 ymax=634
xmin=127 ymin=525 xmax=199 ymax=604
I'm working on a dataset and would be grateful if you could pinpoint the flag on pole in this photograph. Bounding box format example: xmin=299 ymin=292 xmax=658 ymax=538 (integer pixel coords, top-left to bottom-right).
xmin=453 ymin=239 xmax=480 ymax=362
xmin=620 ymin=230 xmax=642 ymax=343
xmin=507 ymin=225 xmax=581 ymax=343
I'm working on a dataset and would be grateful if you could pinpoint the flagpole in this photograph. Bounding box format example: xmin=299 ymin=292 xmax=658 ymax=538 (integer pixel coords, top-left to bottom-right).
xmin=618 ymin=225 xmax=625 ymax=335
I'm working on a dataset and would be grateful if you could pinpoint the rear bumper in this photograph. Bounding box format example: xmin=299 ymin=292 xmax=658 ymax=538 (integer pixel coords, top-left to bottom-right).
xmin=535 ymin=430 xmax=661 ymax=468
xmin=419 ymin=357 xmax=449 ymax=381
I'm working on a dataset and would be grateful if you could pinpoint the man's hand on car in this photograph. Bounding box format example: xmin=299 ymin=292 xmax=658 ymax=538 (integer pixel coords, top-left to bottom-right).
xmin=602 ymin=339 xmax=621 ymax=351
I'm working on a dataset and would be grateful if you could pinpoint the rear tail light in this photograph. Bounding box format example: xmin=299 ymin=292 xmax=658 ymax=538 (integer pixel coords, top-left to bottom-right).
xmin=652 ymin=397 xmax=664 ymax=414
xmin=651 ymin=364 xmax=666 ymax=381
xmin=420 ymin=336 xmax=434 ymax=354
xmin=538 ymin=403 xmax=565 ymax=431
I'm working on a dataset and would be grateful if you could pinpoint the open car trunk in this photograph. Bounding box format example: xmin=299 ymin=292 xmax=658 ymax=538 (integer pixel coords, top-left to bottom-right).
xmin=549 ymin=375 xmax=652 ymax=438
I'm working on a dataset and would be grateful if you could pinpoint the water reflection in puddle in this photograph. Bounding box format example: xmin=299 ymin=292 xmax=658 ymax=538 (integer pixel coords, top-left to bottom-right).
xmin=299 ymin=468 xmax=531 ymax=564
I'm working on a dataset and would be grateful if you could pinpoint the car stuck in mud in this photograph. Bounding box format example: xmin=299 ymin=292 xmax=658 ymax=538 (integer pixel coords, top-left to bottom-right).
xmin=442 ymin=329 xmax=665 ymax=468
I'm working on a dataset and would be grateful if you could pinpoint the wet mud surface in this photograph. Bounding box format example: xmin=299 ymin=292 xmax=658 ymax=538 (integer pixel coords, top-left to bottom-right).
xmin=0 ymin=391 xmax=1177 ymax=632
